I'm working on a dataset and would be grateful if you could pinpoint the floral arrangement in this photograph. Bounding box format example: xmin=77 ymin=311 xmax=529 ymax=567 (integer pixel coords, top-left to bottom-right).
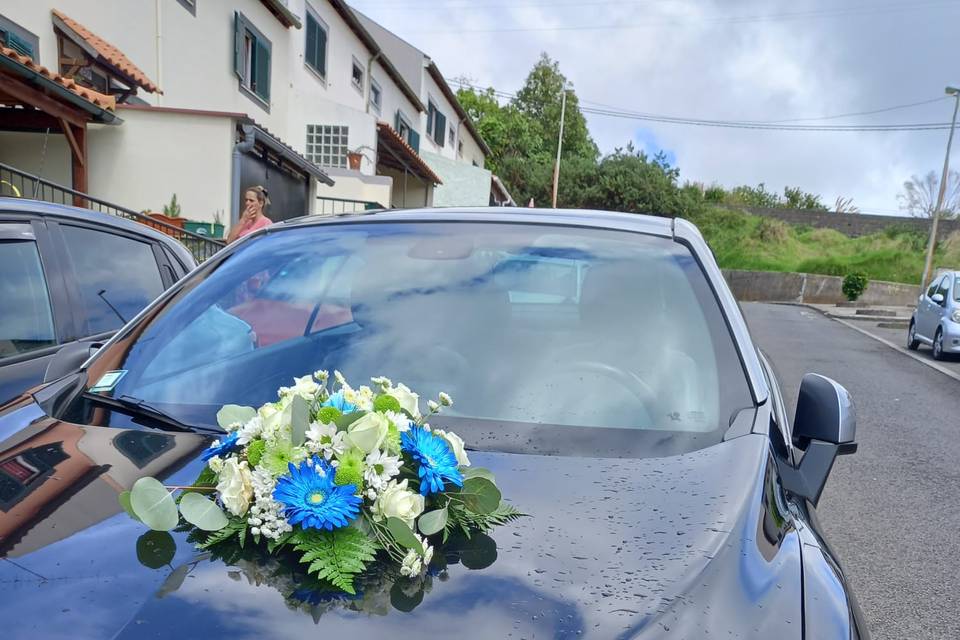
xmin=120 ymin=371 xmax=519 ymax=594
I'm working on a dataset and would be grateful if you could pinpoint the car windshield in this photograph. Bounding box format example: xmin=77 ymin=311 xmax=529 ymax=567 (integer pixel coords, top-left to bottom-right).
xmin=78 ymin=221 xmax=752 ymax=456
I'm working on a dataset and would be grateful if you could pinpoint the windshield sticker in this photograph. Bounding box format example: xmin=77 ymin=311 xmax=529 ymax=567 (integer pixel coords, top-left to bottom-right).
xmin=90 ymin=370 xmax=127 ymax=392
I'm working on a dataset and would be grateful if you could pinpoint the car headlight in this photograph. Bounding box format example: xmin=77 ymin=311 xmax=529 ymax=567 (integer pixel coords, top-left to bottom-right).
xmin=952 ymin=309 xmax=960 ymax=323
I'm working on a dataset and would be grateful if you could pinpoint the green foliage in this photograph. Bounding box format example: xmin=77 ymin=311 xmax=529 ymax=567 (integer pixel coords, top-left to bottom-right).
xmin=842 ymin=273 xmax=869 ymax=301
xmin=179 ymin=492 xmax=229 ymax=531
xmin=443 ymin=503 xmax=526 ymax=542
xmin=129 ymin=477 xmax=179 ymax=531
xmin=163 ymin=193 xmax=182 ymax=218
xmin=193 ymin=517 xmax=247 ymax=549
xmin=246 ymin=439 xmax=266 ymax=467
xmin=292 ymin=528 xmax=378 ymax=595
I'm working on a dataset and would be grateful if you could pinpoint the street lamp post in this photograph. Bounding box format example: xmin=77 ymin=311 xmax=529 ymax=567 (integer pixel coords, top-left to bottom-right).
xmin=920 ymin=86 xmax=960 ymax=288
xmin=551 ymin=83 xmax=571 ymax=209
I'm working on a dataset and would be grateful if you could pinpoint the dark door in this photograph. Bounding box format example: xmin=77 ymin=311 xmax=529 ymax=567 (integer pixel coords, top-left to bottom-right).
xmin=0 ymin=222 xmax=60 ymax=403
xmin=239 ymin=151 xmax=309 ymax=223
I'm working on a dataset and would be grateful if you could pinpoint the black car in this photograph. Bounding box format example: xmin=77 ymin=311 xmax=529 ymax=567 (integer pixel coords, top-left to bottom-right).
xmin=0 ymin=209 xmax=867 ymax=639
xmin=0 ymin=198 xmax=196 ymax=405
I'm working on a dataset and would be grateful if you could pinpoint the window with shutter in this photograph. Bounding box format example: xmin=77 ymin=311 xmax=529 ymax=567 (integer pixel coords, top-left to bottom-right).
xmin=255 ymin=38 xmax=271 ymax=101
xmin=233 ymin=12 xmax=272 ymax=110
xmin=434 ymin=110 xmax=446 ymax=147
xmin=305 ymin=11 xmax=327 ymax=78
xmin=427 ymin=101 xmax=436 ymax=136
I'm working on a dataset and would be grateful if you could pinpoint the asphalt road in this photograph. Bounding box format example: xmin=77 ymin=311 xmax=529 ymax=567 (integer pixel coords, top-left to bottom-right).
xmin=742 ymin=302 xmax=960 ymax=640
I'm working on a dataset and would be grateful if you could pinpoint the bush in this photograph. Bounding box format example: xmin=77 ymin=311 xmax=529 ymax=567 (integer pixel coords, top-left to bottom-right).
xmin=842 ymin=273 xmax=869 ymax=301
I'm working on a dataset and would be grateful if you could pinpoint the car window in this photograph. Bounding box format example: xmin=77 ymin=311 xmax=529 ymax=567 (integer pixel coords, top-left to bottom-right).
xmin=936 ymin=276 xmax=950 ymax=301
xmin=0 ymin=236 xmax=57 ymax=358
xmin=85 ymin=222 xmax=754 ymax=455
xmin=954 ymin=277 xmax=960 ymax=302
xmin=927 ymin=280 xmax=939 ymax=298
xmin=60 ymin=225 xmax=165 ymax=335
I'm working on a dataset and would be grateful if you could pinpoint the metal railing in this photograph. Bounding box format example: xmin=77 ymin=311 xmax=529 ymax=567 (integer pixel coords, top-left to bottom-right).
xmin=0 ymin=162 xmax=226 ymax=262
xmin=316 ymin=195 xmax=385 ymax=216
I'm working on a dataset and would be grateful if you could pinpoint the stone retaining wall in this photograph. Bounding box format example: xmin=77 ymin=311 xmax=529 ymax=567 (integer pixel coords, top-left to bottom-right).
xmin=722 ymin=269 xmax=920 ymax=306
xmin=742 ymin=206 xmax=960 ymax=240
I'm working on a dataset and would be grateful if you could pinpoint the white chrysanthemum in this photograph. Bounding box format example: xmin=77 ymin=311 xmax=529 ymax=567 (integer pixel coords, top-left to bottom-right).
xmin=399 ymin=534 xmax=433 ymax=577
xmin=363 ymin=449 xmax=401 ymax=491
xmin=370 ymin=376 xmax=392 ymax=391
xmin=385 ymin=410 xmax=410 ymax=432
xmin=438 ymin=392 xmax=453 ymax=407
xmin=207 ymin=455 xmax=224 ymax=473
xmin=305 ymin=421 xmax=345 ymax=459
xmin=355 ymin=385 xmax=375 ymax=412
xmin=236 ymin=415 xmax=263 ymax=446
xmin=427 ymin=399 xmax=440 ymax=413
xmin=314 ymin=369 xmax=329 ymax=383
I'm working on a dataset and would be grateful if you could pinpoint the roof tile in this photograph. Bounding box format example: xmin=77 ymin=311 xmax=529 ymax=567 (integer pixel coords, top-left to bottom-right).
xmin=52 ymin=9 xmax=160 ymax=94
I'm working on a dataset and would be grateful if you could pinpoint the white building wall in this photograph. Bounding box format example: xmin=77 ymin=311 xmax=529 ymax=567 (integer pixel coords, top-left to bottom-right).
xmin=86 ymin=108 xmax=234 ymax=224
xmin=0 ymin=131 xmax=72 ymax=188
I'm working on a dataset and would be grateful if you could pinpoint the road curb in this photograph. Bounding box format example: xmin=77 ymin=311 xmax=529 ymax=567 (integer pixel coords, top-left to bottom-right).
xmin=769 ymin=302 xmax=960 ymax=384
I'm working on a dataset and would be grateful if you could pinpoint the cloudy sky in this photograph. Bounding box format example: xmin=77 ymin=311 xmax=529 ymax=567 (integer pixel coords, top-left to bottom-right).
xmin=348 ymin=0 xmax=960 ymax=214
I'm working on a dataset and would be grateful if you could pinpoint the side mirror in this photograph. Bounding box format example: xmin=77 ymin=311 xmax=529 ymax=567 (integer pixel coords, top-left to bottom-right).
xmin=932 ymin=293 xmax=945 ymax=305
xmin=781 ymin=374 xmax=857 ymax=506
xmin=43 ymin=341 xmax=103 ymax=383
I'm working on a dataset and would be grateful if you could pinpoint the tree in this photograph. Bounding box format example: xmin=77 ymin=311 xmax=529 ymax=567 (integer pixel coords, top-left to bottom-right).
xmin=782 ymin=186 xmax=826 ymax=210
xmin=455 ymin=85 xmax=544 ymax=179
xmin=898 ymin=170 xmax=960 ymax=219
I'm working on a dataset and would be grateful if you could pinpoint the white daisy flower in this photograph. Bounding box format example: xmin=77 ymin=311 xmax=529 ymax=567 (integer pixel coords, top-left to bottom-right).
xmin=363 ymin=449 xmax=401 ymax=491
xmin=305 ymin=421 xmax=345 ymax=460
xmin=236 ymin=415 xmax=263 ymax=446
xmin=385 ymin=410 xmax=411 ymax=432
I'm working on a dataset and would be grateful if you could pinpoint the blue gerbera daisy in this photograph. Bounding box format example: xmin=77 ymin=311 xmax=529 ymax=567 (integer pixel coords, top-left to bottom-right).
xmin=401 ymin=426 xmax=464 ymax=496
xmin=322 ymin=390 xmax=357 ymax=413
xmin=273 ymin=457 xmax=362 ymax=530
xmin=202 ymin=431 xmax=239 ymax=462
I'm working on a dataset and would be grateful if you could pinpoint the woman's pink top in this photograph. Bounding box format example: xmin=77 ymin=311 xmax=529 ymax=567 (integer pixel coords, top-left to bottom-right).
xmin=237 ymin=215 xmax=272 ymax=239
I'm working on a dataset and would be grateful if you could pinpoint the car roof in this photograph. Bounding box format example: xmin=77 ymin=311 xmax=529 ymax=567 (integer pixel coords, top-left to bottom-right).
xmin=0 ymin=197 xmax=196 ymax=264
xmin=277 ymin=206 xmax=677 ymax=237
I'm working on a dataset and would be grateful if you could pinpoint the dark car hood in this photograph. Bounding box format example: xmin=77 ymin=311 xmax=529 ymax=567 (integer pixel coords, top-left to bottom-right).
xmin=0 ymin=403 xmax=801 ymax=639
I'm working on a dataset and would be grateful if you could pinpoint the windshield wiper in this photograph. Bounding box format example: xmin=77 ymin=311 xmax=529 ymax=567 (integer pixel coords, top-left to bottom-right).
xmin=84 ymin=393 xmax=222 ymax=435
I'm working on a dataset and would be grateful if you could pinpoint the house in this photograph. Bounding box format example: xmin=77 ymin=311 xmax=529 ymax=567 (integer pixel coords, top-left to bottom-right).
xmin=352 ymin=9 xmax=507 ymax=208
xmin=0 ymin=1 xmax=493 ymax=230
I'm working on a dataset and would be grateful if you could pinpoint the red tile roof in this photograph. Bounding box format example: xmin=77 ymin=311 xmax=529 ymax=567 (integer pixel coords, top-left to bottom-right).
xmin=0 ymin=45 xmax=116 ymax=111
xmin=376 ymin=122 xmax=443 ymax=185
xmin=52 ymin=9 xmax=161 ymax=94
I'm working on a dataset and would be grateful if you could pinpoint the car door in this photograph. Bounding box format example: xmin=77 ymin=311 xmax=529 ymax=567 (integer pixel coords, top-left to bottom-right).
xmin=933 ymin=275 xmax=952 ymax=329
xmin=51 ymin=221 xmax=168 ymax=343
xmin=917 ymin=277 xmax=943 ymax=339
xmin=0 ymin=220 xmax=70 ymax=404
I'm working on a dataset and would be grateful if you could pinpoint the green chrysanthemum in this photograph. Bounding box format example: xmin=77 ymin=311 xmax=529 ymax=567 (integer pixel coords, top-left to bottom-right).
xmin=384 ymin=421 xmax=402 ymax=454
xmin=262 ymin=439 xmax=307 ymax=476
xmin=373 ymin=394 xmax=402 ymax=413
xmin=246 ymin=439 xmax=266 ymax=467
xmin=334 ymin=448 xmax=364 ymax=489
xmin=316 ymin=406 xmax=343 ymax=425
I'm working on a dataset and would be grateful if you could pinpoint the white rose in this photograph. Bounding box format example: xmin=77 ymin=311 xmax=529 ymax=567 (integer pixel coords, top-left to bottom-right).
xmin=346 ymin=412 xmax=389 ymax=453
xmin=280 ymin=375 xmax=319 ymax=399
xmin=217 ymin=458 xmax=254 ymax=517
xmin=372 ymin=479 xmax=424 ymax=528
xmin=436 ymin=429 xmax=470 ymax=467
xmin=387 ymin=383 xmax=420 ymax=417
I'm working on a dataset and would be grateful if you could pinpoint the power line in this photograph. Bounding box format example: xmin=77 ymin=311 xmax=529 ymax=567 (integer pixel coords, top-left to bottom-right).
xmin=398 ymin=0 xmax=959 ymax=33
xmin=448 ymin=78 xmax=955 ymax=132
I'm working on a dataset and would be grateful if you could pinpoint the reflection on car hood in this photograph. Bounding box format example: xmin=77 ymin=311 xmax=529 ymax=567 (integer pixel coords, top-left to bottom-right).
xmin=0 ymin=404 xmax=801 ymax=639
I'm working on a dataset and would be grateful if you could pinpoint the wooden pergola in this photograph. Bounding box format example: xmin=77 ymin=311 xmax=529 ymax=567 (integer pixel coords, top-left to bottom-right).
xmin=0 ymin=45 xmax=119 ymax=196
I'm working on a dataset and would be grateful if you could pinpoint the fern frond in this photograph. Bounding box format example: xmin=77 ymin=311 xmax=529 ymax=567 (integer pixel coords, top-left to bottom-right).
xmin=445 ymin=502 xmax=526 ymax=540
xmin=292 ymin=528 xmax=378 ymax=594
xmin=194 ymin=518 xmax=246 ymax=549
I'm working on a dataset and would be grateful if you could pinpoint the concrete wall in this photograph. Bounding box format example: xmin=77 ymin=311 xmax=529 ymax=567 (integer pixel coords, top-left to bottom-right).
xmin=422 ymin=150 xmax=491 ymax=207
xmin=381 ymin=167 xmax=432 ymax=208
xmin=87 ymin=108 xmax=234 ymax=224
xmin=743 ymin=206 xmax=960 ymax=240
xmin=723 ymin=269 xmax=921 ymax=306
xmin=0 ymin=131 xmax=72 ymax=188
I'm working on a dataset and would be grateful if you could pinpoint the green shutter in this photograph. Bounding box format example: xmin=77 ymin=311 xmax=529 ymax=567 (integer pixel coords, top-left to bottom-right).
xmin=233 ymin=12 xmax=244 ymax=79
xmin=427 ymin=103 xmax=435 ymax=136
xmin=255 ymin=38 xmax=271 ymax=101
xmin=395 ymin=110 xmax=402 ymax=132
xmin=434 ymin=111 xmax=446 ymax=147
xmin=408 ymin=129 xmax=420 ymax=154
xmin=305 ymin=16 xmax=317 ymax=70
xmin=316 ymin=24 xmax=327 ymax=76
xmin=5 ymin=32 xmax=35 ymax=59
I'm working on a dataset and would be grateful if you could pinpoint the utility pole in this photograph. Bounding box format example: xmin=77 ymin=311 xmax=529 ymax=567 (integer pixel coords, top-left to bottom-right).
xmin=921 ymin=86 xmax=960 ymax=288
xmin=551 ymin=84 xmax=569 ymax=209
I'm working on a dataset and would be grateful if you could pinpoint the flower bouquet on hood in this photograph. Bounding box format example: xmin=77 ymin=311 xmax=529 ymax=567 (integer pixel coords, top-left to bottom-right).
xmin=120 ymin=371 xmax=521 ymax=594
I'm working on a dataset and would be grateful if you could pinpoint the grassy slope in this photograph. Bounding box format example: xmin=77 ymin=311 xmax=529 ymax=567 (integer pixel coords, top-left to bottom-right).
xmin=684 ymin=207 xmax=960 ymax=285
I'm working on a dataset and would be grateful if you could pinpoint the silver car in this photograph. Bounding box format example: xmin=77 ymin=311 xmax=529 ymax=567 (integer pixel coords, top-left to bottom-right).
xmin=908 ymin=270 xmax=960 ymax=359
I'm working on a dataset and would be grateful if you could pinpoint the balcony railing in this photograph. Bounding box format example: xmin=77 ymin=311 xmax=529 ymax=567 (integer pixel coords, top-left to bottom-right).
xmin=316 ymin=195 xmax=385 ymax=216
xmin=0 ymin=162 xmax=225 ymax=262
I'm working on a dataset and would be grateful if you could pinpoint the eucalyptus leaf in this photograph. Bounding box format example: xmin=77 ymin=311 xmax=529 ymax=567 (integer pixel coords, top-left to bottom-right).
xmin=156 ymin=564 xmax=189 ymax=598
xmin=334 ymin=410 xmax=365 ymax=430
xmin=462 ymin=467 xmax=496 ymax=484
xmin=136 ymin=530 xmax=176 ymax=569
xmin=458 ymin=533 xmax=498 ymax=570
xmin=130 ymin=477 xmax=179 ymax=531
xmin=216 ymin=404 xmax=256 ymax=429
xmin=457 ymin=477 xmax=501 ymax=515
xmin=417 ymin=507 xmax=448 ymax=536
xmin=290 ymin=395 xmax=310 ymax=446
xmin=179 ymin=492 xmax=229 ymax=531
xmin=386 ymin=517 xmax=423 ymax=554
xmin=118 ymin=490 xmax=141 ymax=522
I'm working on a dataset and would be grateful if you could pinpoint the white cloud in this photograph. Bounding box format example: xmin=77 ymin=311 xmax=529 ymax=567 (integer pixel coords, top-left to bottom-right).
xmin=350 ymin=0 xmax=960 ymax=214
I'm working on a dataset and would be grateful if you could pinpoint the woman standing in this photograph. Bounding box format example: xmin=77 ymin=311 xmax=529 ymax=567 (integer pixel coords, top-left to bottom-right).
xmin=227 ymin=186 xmax=273 ymax=243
